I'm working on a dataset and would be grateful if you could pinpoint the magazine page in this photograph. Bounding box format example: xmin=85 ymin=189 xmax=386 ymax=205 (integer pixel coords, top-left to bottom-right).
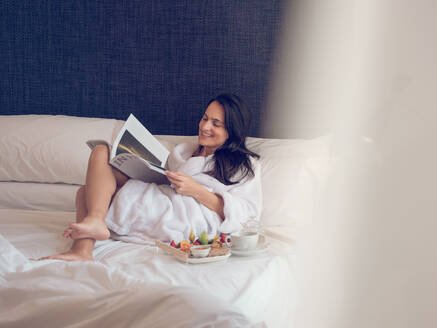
xmin=111 ymin=114 xmax=169 ymax=167
xmin=110 ymin=153 xmax=169 ymax=185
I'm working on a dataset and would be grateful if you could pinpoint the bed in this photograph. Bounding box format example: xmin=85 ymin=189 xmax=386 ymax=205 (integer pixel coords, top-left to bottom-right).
xmin=0 ymin=115 xmax=330 ymax=327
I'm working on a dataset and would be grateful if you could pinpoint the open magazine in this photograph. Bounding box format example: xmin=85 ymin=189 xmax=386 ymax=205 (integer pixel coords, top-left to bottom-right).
xmin=87 ymin=114 xmax=170 ymax=185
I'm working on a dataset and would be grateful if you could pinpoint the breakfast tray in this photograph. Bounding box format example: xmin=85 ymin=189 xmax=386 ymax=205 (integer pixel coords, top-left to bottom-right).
xmin=155 ymin=240 xmax=231 ymax=264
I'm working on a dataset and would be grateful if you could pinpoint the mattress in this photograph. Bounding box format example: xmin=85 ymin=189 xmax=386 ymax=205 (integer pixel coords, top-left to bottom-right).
xmin=0 ymin=208 xmax=297 ymax=328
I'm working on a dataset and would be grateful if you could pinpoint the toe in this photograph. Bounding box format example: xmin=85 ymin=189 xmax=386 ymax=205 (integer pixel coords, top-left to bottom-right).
xmin=63 ymin=229 xmax=72 ymax=238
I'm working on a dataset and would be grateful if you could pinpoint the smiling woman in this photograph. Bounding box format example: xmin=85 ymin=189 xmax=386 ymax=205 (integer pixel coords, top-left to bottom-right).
xmin=40 ymin=93 xmax=262 ymax=261
xmin=195 ymin=94 xmax=260 ymax=186
xmin=197 ymin=101 xmax=229 ymax=155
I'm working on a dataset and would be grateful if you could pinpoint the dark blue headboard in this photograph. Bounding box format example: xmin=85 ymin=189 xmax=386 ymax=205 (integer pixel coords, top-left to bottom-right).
xmin=1 ymin=1 xmax=284 ymax=136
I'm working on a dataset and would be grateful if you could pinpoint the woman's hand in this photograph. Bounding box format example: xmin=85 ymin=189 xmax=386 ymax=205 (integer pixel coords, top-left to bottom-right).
xmin=165 ymin=170 xmax=225 ymax=220
xmin=165 ymin=171 xmax=202 ymax=198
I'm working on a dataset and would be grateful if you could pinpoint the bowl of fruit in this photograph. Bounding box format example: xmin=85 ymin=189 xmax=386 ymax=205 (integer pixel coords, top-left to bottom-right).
xmin=189 ymin=245 xmax=211 ymax=258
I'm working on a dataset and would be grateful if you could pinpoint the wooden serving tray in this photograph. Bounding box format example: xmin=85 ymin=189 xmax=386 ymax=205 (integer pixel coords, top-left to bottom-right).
xmin=155 ymin=240 xmax=231 ymax=264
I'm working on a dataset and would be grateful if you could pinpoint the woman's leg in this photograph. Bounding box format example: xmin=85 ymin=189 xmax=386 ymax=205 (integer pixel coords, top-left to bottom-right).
xmin=40 ymin=186 xmax=94 ymax=261
xmin=39 ymin=145 xmax=128 ymax=261
xmin=63 ymin=144 xmax=128 ymax=240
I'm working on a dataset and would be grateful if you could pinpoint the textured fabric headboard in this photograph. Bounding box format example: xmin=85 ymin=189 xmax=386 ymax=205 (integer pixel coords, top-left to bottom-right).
xmin=0 ymin=1 xmax=284 ymax=136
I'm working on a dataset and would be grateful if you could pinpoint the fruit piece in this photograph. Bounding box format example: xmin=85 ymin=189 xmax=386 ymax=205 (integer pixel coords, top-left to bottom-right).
xmin=189 ymin=230 xmax=195 ymax=243
xmin=220 ymin=233 xmax=226 ymax=243
xmin=213 ymin=234 xmax=220 ymax=241
xmin=170 ymin=240 xmax=177 ymax=248
xmin=194 ymin=240 xmax=200 ymax=245
xmin=199 ymin=231 xmax=209 ymax=245
xmin=180 ymin=240 xmax=192 ymax=253
xmin=179 ymin=240 xmax=189 ymax=250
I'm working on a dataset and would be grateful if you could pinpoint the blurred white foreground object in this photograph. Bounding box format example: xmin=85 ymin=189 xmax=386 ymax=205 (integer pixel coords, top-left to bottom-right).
xmin=263 ymin=0 xmax=437 ymax=327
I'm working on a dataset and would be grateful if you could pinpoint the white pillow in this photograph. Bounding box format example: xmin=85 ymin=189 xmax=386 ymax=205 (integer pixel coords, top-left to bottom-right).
xmin=247 ymin=136 xmax=331 ymax=228
xmin=0 ymin=181 xmax=79 ymax=211
xmin=0 ymin=115 xmax=120 ymax=185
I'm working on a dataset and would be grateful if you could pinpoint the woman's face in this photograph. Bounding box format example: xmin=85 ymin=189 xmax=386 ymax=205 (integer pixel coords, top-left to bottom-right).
xmin=198 ymin=101 xmax=229 ymax=155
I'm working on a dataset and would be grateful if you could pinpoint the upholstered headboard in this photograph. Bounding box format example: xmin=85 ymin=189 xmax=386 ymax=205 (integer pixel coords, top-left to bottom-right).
xmin=0 ymin=1 xmax=284 ymax=137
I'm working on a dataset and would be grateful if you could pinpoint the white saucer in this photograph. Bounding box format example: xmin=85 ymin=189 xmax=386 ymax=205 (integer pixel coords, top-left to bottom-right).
xmin=230 ymin=240 xmax=269 ymax=257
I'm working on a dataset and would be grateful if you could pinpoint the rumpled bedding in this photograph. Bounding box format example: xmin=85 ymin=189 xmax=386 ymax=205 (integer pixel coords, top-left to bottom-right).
xmin=0 ymin=235 xmax=262 ymax=328
xmin=0 ymin=209 xmax=296 ymax=327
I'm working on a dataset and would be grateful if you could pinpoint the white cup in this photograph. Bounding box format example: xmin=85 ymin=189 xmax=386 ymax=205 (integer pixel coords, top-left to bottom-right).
xmin=230 ymin=231 xmax=259 ymax=250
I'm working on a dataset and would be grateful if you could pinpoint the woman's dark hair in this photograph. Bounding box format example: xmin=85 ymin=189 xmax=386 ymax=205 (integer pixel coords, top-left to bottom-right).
xmin=200 ymin=93 xmax=260 ymax=185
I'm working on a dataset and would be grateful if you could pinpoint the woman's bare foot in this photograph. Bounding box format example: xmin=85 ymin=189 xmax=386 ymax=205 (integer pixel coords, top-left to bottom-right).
xmin=62 ymin=216 xmax=110 ymax=241
xmin=38 ymin=250 xmax=94 ymax=262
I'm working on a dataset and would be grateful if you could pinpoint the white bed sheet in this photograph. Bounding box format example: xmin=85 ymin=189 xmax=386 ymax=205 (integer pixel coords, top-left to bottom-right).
xmin=0 ymin=208 xmax=297 ymax=328
xmin=0 ymin=182 xmax=78 ymax=211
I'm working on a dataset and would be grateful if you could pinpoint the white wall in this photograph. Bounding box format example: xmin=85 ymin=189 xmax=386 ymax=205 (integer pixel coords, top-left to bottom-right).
xmin=264 ymin=1 xmax=437 ymax=327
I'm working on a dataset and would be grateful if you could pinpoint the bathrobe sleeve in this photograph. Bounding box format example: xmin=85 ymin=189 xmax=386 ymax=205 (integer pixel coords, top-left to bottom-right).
xmin=211 ymin=160 xmax=262 ymax=233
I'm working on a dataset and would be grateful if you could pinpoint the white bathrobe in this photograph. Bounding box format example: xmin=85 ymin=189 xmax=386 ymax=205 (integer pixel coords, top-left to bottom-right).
xmin=105 ymin=143 xmax=262 ymax=244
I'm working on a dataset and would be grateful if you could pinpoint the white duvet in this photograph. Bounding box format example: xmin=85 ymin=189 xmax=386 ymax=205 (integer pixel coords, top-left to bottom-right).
xmin=0 ymin=209 xmax=296 ymax=328
xmin=0 ymin=236 xmax=258 ymax=328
